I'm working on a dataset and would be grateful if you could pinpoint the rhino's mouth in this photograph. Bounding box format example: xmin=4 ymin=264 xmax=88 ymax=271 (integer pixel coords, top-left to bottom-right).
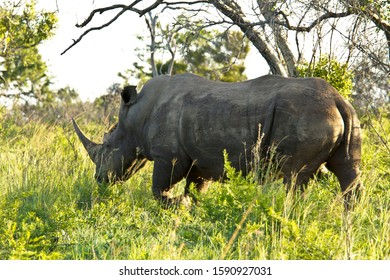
xmin=95 ymin=173 xmax=109 ymax=185
xmin=96 ymin=158 xmax=148 ymax=184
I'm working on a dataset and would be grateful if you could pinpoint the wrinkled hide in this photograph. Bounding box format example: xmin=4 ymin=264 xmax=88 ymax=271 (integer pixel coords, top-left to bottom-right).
xmin=73 ymin=74 xmax=361 ymax=207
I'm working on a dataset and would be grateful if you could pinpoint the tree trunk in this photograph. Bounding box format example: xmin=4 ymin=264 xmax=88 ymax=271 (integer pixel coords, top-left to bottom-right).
xmin=258 ymin=1 xmax=298 ymax=77
xmin=145 ymin=12 xmax=158 ymax=77
xmin=211 ymin=0 xmax=287 ymax=76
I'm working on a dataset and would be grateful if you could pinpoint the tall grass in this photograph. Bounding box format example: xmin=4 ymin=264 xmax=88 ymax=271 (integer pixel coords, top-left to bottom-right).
xmin=0 ymin=114 xmax=389 ymax=260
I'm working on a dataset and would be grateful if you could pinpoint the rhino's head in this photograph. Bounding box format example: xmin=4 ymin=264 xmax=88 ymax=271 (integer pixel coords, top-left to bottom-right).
xmin=72 ymin=86 xmax=147 ymax=184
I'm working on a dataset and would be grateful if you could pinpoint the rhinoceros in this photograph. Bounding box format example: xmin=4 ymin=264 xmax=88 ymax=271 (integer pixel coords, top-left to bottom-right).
xmin=73 ymin=73 xmax=361 ymax=206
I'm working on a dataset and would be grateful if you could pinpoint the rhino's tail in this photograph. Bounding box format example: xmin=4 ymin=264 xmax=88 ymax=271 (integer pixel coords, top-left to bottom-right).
xmin=335 ymin=98 xmax=361 ymax=161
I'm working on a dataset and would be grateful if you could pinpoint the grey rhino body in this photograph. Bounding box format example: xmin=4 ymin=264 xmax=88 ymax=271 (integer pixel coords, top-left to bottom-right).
xmin=73 ymin=73 xmax=361 ymax=205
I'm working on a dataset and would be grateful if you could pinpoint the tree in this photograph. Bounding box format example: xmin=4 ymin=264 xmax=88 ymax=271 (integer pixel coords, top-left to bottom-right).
xmin=120 ymin=23 xmax=250 ymax=84
xmin=0 ymin=0 xmax=57 ymax=100
xmin=178 ymin=29 xmax=249 ymax=82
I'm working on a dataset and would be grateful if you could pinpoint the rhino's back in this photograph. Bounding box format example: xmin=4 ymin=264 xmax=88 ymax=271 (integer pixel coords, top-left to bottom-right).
xmin=145 ymin=74 xmax=279 ymax=147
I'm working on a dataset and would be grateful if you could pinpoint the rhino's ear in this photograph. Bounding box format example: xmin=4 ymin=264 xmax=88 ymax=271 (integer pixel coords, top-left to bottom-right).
xmin=121 ymin=85 xmax=137 ymax=105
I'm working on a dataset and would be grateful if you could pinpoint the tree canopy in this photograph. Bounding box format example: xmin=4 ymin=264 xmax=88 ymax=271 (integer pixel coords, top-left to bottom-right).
xmin=0 ymin=0 xmax=57 ymax=100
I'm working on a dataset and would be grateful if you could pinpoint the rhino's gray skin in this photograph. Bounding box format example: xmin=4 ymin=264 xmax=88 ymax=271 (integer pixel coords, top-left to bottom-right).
xmin=73 ymin=73 xmax=361 ymax=206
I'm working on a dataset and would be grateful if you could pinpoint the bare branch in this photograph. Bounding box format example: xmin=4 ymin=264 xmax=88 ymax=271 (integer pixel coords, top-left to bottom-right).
xmin=61 ymin=0 xmax=164 ymax=55
xmin=138 ymin=0 xmax=165 ymax=16
xmin=61 ymin=0 xmax=213 ymax=55
xmin=237 ymin=7 xmax=353 ymax=33
xmin=145 ymin=12 xmax=158 ymax=77
xmin=364 ymin=11 xmax=390 ymax=57
xmin=343 ymin=0 xmax=390 ymax=57
xmin=281 ymin=10 xmax=354 ymax=32
xmin=61 ymin=8 xmax=128 ymax=55
xmin=75 ymin=4 xmax=129 ymax=28
xmin=163 ymin=0 xmax=208 ymax=5
xmin=0 ymin=92 xmax=17 ymax=99
xmin=165 ymin=26 xmax=181 ymax=76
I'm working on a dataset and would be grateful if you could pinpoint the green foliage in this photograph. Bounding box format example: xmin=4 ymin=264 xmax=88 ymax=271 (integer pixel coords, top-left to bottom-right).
xmin=0 ymin=0 xmax=57 ymax=99
xmin=297 ymin=55 xmax=354 ymax=99
xmin=176 ymin=29 xmax=249 ymax=82
xmin=0 ymin=111 xmax=389 ymax=260
xmin=120 ymin=27 xmax=249 ymax=84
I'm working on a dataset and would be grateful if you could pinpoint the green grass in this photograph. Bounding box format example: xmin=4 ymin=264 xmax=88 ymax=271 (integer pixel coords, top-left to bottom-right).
xmin=0 ymin=115 xmax=389 ymax=260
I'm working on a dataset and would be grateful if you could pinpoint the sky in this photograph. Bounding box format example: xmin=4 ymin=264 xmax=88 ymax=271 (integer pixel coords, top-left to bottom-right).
xmin=36 ymin=0 xmax=267 ymax=101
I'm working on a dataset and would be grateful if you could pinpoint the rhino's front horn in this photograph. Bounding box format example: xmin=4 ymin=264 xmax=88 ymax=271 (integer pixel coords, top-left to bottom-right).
xmin=72 ymin=118 xmax=101 ymax=163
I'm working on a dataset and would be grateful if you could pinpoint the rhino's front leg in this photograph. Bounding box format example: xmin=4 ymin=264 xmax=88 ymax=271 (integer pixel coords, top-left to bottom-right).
xmin=152 ymin=158 xmax=190 ymax=207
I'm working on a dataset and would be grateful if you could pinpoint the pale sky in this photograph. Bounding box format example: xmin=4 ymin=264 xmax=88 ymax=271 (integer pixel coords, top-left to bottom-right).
xmin=37 ymin=0 xmax=267 ymax=101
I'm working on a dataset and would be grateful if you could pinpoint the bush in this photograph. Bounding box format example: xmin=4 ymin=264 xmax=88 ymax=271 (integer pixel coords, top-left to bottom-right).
xmin=297 ymin=55 xmax=354 ymax=100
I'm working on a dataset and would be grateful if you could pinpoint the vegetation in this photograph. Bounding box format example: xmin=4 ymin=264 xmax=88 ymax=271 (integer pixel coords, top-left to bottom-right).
xmin=120 ymin=28 xmax=250 ymax=84
xmin=0 ymin=0 xmax=57 ymax=100
xmin=0 ymin=107 xmax=388 ymax=260
xmin=297 ymin=55 xmax=354 ymax=99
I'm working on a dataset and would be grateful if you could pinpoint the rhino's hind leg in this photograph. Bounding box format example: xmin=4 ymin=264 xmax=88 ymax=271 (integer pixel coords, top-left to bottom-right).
xmin=283 ymin=171 xmax=310 ymax=194
xmin=326 ymin=148 xmax=361 ymax=209
xmin=281 ymin=158 xmax=323 ymax=195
